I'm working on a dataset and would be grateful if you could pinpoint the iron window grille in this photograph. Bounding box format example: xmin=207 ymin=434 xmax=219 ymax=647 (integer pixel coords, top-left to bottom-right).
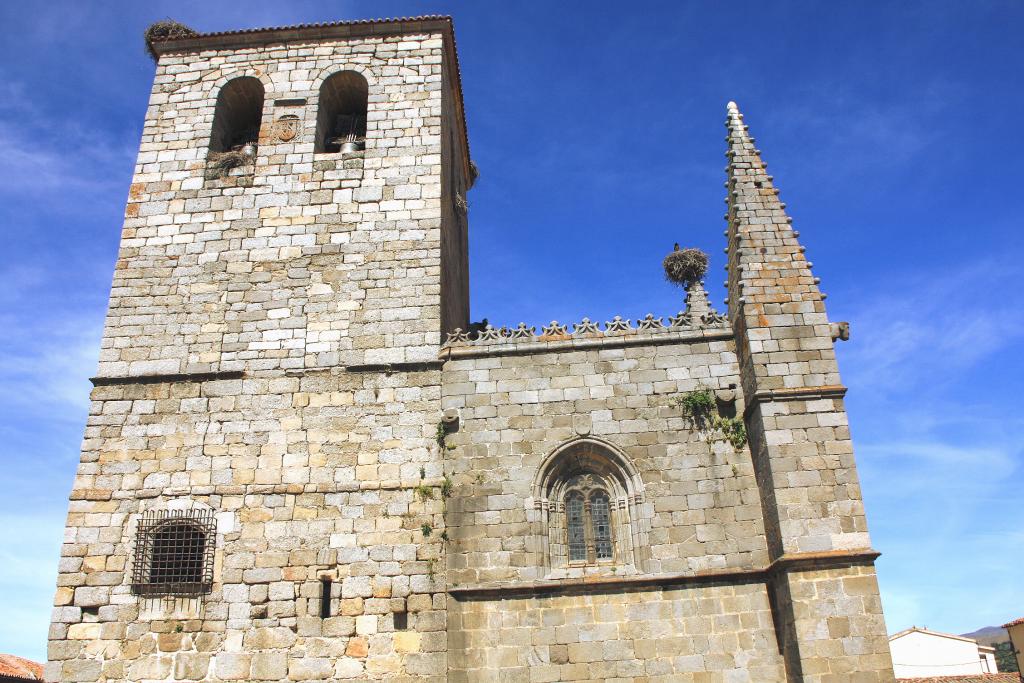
xmin=131 ymin=509 xmax=215 ymax=597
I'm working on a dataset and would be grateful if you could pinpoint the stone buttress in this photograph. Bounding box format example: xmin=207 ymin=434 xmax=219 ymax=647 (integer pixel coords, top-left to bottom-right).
xmin=725 ymin=101 xmax=895 ymax=681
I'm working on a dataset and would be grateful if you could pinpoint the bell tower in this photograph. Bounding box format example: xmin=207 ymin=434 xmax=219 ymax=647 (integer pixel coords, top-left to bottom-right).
xmin=94 ymin=16 xmax=471 ymax=380
xmin=48 ymin=17 xmax=468 ymax=683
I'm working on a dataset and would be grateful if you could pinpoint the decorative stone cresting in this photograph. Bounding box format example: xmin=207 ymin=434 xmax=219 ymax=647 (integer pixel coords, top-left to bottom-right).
xmin=444 ymin=308 xmax=727 ymax=346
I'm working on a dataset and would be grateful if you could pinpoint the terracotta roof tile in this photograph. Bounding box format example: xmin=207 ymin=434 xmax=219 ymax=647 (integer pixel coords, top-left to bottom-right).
xmin=1003 ymin=616 xmax=1024 ymax=628
xmin=0 ymin=654 xmax=44 ymax=680
xmin=153 ymin=15 xmax=452 ymax=42
xmin=898 ymin=675 xmax=1021 ymax=683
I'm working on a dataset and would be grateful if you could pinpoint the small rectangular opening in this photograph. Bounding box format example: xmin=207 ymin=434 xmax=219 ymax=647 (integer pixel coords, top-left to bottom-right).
xmin=393 ymin=611 xmax=408 ymax=630
xmin=274 ymin=98 xmax=307 ymax=107
xmin=319 ymin=578 xmax=332 ymax=618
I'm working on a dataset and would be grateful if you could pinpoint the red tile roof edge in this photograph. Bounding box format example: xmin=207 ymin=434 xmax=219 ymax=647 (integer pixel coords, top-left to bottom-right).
xmin=1003 ymin=616 xmax=1024 ymax=628
xmin=150 ymin=15 xmax=452 ymax=45
xmin=898 ymin=675 xmax=1021 ymax=683
xmin=0 ymin=653 xmax=44 ymax=680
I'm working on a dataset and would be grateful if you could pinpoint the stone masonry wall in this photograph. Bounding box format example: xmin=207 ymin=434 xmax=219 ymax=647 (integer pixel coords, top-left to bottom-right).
xmin=441 ymin=334 xmax=768 ymax=588
xmin=439 ymin=331 xmax=792 ymax=681
xmin=49 ymin=371 xmax=450 ymax=682
xmin=449 ymin=582 xmax=786 ymax=682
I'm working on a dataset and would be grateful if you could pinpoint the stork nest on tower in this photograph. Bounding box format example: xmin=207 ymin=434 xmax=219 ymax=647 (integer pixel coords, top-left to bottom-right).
xmin=206 ymin=150 xmax=252 ymax=179
xmin=663 ymin=246 xmax=709 ymax=288
xmin=144 ymin=19 xmax=198 ymax=61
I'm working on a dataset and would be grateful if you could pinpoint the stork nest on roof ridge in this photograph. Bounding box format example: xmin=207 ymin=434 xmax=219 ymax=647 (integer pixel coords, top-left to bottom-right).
xmin=144 ymin=19 xmax=198 ymax=62
xmin=663 ymin=246 xmax=709 ymax=288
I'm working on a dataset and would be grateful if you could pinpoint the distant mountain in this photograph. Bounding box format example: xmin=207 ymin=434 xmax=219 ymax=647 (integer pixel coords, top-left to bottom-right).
xmin=962 ymin=625 xmax=1010 ymax=646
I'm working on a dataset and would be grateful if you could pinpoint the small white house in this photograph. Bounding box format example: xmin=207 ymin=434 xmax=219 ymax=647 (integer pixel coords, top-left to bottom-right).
xmin=889 ymin=626 xmax=999 ymax=678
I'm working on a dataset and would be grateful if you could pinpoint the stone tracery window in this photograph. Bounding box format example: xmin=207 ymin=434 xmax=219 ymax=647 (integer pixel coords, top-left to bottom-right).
xmin=590 ymin=490 xmax=613 ymax=561
xmin=533 ymin=438 xmax=649 ymax=576
xmin=565 ymin=491 xmax=587 ymax=562
xmin=564 ymin=479 xmax=615 ymax=565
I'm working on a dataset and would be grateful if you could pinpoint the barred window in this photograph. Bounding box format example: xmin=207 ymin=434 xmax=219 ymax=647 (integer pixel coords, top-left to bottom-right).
xmin=132 ymin=510 xmax=215 ymax=597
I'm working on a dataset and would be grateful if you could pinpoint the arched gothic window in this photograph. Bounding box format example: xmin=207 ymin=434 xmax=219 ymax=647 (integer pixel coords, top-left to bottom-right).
xmin=315 ymin=71 xmax=368 ymax=153
xmin=533 ymin=438 xmax=650 ymax=576
xmin=562 ymin=482 xmax=617 ymax=565
xmin=209 ymin=77 xmax=265 ymax=153
xmin=132 ymin=509 xmax=215 ymax=597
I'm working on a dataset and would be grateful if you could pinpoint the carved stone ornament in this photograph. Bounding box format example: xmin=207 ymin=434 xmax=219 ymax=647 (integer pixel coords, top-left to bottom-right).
xmin=568 ymin=473 xmax=598 ymax=492
xmin=541 ymin=321 xmax=568 ymax=337
xmin=668 ymin=311 xmax=693 ymax=328
xmin=573 ymin=317 xmax=601 ymax=335
xmin=605 ymin=316 xmax=632 ymax=333
xmin=701 ymin=310 xmax=728 ymax=326
xmin=445 ymin=328 xmax=470 ymax=345
xmin=509 ymin=323 xmax=536 ymax=339
xmin=273 ymin=114 xmax=300 ymax=142
xmin=637 ymin=314 xmax=665 ymax=332
xmin=478 ymin=325 xmax=507 ymax=342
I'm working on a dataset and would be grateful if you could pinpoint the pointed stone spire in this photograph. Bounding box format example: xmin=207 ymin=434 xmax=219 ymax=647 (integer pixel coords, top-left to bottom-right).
xmin=722 ymin=102 xmax=893 ymax=680
xmin=724 ymin=101 xmax=838 ymax=395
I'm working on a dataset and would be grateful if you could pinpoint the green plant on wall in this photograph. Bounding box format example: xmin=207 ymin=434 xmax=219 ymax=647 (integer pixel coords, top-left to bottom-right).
xmin=672 ymin=387 xmax=747 ymax=451
xmin=436 ymin=422 xmax=456 ymax=451
xmin=674 ymin=388 xmax=716 ymax=430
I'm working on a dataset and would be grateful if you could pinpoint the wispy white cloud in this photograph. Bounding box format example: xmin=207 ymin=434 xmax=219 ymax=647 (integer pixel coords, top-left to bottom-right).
xmin=0 ymin=513 xmax=67 ymax=662
xmin=859 ymin=411 xmax=1023 ymax=633
xmin=0 ymin=68 xmax=136 ymax=202
xmin=0 ymin=119 xmax=134 ymax=198
xmin=840 ymin=257 xmax=1024 ymax=393
xmin=762 ymin=76 xmax=961 ymax=173
xmin=839 ymin=253 xmax=1024 ymax=633
xmin=0 ymin=315 xmax=102 ymax=415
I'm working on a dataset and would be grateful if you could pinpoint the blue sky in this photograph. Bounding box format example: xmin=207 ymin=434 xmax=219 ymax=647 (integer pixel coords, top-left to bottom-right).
xmin=1 ymin=0 xmax=1021 ymax=663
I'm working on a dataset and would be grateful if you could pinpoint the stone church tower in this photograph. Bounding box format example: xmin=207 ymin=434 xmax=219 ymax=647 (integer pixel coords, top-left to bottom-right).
xmin=47 ymin=15 xmax=896 ymax=683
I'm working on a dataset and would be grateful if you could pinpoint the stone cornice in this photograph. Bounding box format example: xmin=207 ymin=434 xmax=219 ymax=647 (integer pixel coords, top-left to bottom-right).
xmin=90 ymin=370 xmax=245 ymax=387
xmin=743 ymin=384 xmax=847 ymax=417
xmin=70 ymin=478 xmax=450 ymax=502
xmin=447 ymin=549 xmax=881 ymax=600
xmin=90 ymin=361 xmax=447 ymax=387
